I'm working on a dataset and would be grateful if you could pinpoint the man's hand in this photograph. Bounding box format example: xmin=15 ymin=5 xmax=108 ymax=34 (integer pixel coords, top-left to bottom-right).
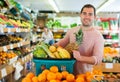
xmin=72 ymin=50 xmax=81 ymax=60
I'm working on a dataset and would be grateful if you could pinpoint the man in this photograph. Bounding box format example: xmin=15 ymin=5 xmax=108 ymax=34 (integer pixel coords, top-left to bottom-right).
xmin=55 ymin=4 xmax=104 ymax=75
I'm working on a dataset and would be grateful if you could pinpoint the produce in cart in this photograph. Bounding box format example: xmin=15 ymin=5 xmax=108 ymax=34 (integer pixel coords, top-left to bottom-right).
xmin=33 ymin=42 xmax=71 ymax=59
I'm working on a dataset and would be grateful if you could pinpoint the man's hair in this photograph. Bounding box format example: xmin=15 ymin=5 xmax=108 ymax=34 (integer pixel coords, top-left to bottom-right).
xmin=80 ymin=4 xmax=96 ymax=16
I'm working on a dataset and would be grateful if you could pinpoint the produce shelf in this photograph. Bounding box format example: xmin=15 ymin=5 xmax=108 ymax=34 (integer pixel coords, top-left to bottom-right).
xmin=93 ymin=63 xmax=120 ymax=73
xmin=0 ymin=28 xmax=30 ymax=33
xmin=0 ymin=53 xmax=33 ymax=80
xmin=0 ymin=41 xmax=30 ymax=52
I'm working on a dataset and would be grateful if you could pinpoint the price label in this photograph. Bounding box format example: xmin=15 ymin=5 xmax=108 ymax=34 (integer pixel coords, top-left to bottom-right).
xmin=64 ymin=29 xmax=67 ymax=32
xmin=0 ymin=28 xmax=4 ymax=33
xmin=24 ymin=56 xmax=26 ymax=61
xmin=53 ymin=29 xmax=57 ymax=32
xmin=104 ymin=30 xmax=109 ymax=34
xmin=10 ymin=44 xmax=13 ymax=49
xmin=25 ymin=29 xmax=28 ymax=32
xmin=16 ymin=28 xmax=19 ymax=32
xmin=17 ymin=43 xmax=20 ymax=47
xmin=30 ymin=53 xmax=33 ymax=58
xmin=37 ymin=29 xmax=41 ymax=32
xmin=9 ymin=56 xmax=18 ymax=65
xmin=19 ymin=28 xmax=21 ymax=32
xmin=3 ymin=46 xmax=7 ymax=51
xmin=20 ymin=43 xmax=23 ymax=46
xmin=22 ymin=57 xmax=24 ymax=62
xmin=105 ymin=63 xmax=113 ymax=69
xmin=8 ymin=28 xmax=11 ymax=33
xmin=1 ymin=68 xmax=7 ymax=78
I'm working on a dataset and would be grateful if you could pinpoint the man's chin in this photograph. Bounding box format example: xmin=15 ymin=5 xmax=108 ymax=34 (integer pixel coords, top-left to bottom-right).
xmin=83 ymin=24 xmax=91 ymax=27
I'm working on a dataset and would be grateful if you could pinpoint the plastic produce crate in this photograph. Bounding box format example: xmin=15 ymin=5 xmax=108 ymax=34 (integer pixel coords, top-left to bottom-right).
xmin=33 ymin=58 xmax=76 ymax=76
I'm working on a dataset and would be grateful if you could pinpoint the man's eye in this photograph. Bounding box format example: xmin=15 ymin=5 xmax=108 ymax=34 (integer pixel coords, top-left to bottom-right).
xmin=89 ymin=13 xmax=93 ymax=16
xmin=82 ymin=12 xmax=86 ymax=15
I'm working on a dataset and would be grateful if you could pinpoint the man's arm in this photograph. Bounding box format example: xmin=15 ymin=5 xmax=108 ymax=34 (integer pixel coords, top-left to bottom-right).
xmin=73 ymin=34 xmax=104 ymax=65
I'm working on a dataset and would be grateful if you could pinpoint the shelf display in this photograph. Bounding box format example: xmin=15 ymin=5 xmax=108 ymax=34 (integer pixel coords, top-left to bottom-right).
xmin=93 ymin=16 xmax=120 ymax=76
xmin=0 ymin=13 xmax=33 ymax=81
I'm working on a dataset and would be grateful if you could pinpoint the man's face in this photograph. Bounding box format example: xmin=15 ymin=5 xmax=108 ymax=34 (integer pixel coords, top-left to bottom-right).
xmin=80 ymin=7 xmax=95 ymax=27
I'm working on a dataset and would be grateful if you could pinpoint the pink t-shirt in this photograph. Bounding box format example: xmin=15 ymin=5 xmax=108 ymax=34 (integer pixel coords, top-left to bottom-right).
xmin=57 ymin=26 xmax=104 ymax=75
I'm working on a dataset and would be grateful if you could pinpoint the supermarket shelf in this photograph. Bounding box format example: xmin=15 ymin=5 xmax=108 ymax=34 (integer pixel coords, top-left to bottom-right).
xmin=0 ymin=28 xmax=30 ymax=33
xmin=0 ymin=41 xmax=30 ymax=52
xmin=100 ymin=29 xmax=120 ymax=34
xmin=105 ymin=39 xmax=119 ymax=43
xmin=93 ymin=63 xmax=120 ymax=73
xmin=37 ymin=28 xmax=69 ymax=33
xmin=0 ymin=53 xmax=33 ymax=79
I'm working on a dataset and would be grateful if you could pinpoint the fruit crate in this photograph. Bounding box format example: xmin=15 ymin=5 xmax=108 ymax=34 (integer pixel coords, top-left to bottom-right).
xmin=33 ymin=58 xmax=76 ymax=76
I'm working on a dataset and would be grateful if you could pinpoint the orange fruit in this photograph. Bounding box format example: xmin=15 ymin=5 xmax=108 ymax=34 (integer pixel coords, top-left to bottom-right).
xmin=38 ymin=73 xmax=46 ymax=82
xmin=76 ymin=77 xmax=85 ymax=82
xmin=66 ymin=74 xmax=75 ymax=82
xmin=47 ymin=72 xmax=56 ymax=81
xmin=56 ymin=72 xmax=62 ymax=80
xmin=61 ymin=71 xmax=69 ymax=79
xmin=22 ymin=77 xmax=32 ymax=82
xmin=42 ymin=69 xmax=50 ymax=75
xmin=86 ymin=75 xmax=93 ymax=82
xmin=32 ymin=76 xmax=39 ymax=82
xmin=50 ymin=79 xmax=57 ymax=82
xmin=76 ymin=74 xmax=85 ymax=78
xmin=50 ymin=66 xmax=59 ymax=73
xmin=56 ymin=80 xmax=61 ymax=82
xmin=49 ymin=46 xmax=57 ymax=52
xmin=26 ymin=72 xmax=35 ymax=79
xmin=61 ymin=80 xmax=68 ymax=82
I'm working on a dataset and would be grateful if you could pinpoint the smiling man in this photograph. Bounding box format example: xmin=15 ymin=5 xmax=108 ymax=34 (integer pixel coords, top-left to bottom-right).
xmin=55 ymin=4 xmax=104 ymax=75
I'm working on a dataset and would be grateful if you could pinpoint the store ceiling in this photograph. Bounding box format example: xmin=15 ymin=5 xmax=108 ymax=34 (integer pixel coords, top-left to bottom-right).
xmin=16 ymin=0 xmax=120 ymax=13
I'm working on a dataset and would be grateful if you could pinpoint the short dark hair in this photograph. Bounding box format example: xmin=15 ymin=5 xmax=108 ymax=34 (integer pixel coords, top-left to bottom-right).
xmin=80 ymin=4 xmax=96 ymax=16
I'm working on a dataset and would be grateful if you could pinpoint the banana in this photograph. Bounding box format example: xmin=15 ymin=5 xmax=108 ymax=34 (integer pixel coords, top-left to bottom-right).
xmin=53 ymin=51 xmax=61 ymax=59
xmin=57 ymin=48 xmax=71 ymax=58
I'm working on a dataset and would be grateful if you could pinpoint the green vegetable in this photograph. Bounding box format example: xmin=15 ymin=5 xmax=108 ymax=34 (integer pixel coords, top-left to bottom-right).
xmin=33 ymin=45 xmax=47 ymax=58
xmin=40 ymin=42 xmax=55 ymax=58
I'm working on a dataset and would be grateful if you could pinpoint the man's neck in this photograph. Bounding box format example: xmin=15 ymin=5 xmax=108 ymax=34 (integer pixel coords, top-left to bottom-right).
xmin=81 ymin=25 xmax=93 ymax=31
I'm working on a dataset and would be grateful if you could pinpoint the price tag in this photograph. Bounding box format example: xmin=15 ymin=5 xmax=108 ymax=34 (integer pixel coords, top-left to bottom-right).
xmin=17 ymin=43 xmax=20 ymax=47
xmin=24 ymin=56 xmax=26 ymax=61
xmin=0 ymin=28 xmax=4 ymax=33
xmin=16 ymin=28 xmax=21 ymax=32
xmin=22 ymin=57 xmax=24 ymax=62
xmin=8 ymin=28 xmax=11 ymax=33
xmin=104 ymin=30 xmax=109 ymax=34
xmin=64 ymin=29 xmax=67 ymax=32
xmin=1 ymin=68 xmax=7 ymax=77
xmin=20 ymin=43 xmax=23 ymax=46
xmin=37 ymin=29 xmax=41 ymax=32
xmin=30 ymin=53 xmax=33 ymax=58
xmin=9 ymin=56 xmax=18 ymax=65
xmin=3 ymin=46 xmax=7 ymax=51
xmin=10 ymin=44 xmax=13 ymax=49
xmin=16 ymin=28 xmax=19 ymax=32
xmin=105 ymin=63 xmax=113 ymax=69
xmin=53 ymin=29 xmax=57 ymax=32
xmin=19 ymin=28 xmax=21 ymax=32
xmin=25 ymin=29 xmax=28 ymax=32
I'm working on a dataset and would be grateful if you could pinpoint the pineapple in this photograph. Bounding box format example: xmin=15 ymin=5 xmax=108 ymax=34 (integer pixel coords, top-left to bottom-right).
xmin=65 ymin=28 xmax=83 ymax=54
